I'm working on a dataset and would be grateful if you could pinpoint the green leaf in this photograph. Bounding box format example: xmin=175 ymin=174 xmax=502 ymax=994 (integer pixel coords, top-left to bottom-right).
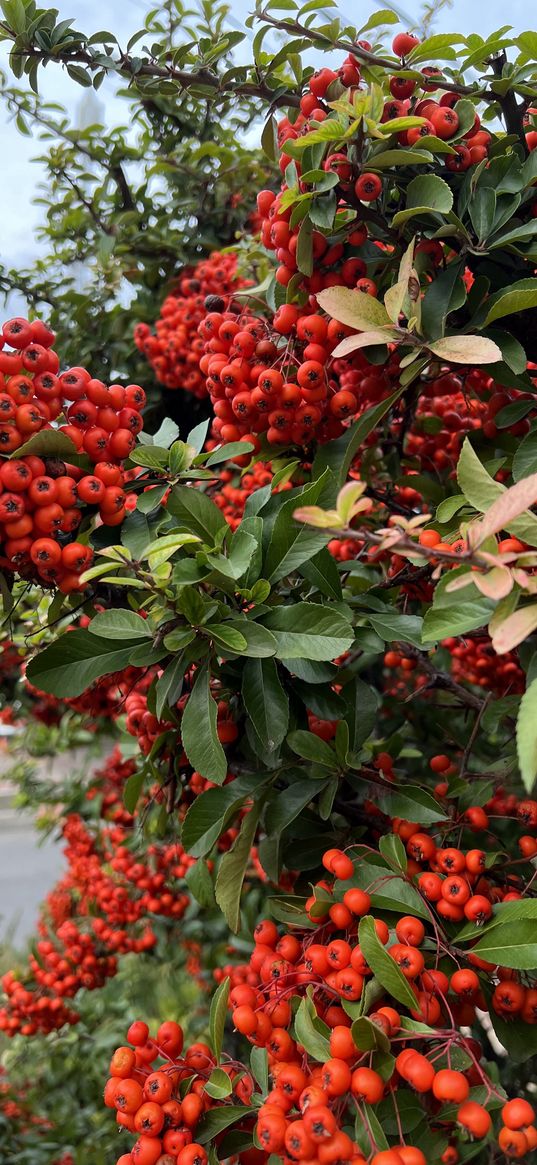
xmin=299 ymin=547 xmax=342 ymax=600
xmin=182 ymin=774 xmax=265 ymax=857
xmin=351 ymin=1015 xmax=391 ymax=1053
xmin=26 ymin=631 xmax=136 ymax=698
xmin=316 ymin=286 xmax=391 ymax=330
xmin=261 ymin=114 xmax=277 ymax=160
xmin=185 ymin=859 xmax=215 ymax=908
xmin=225 ymin=618 xmax=278 ymax=658
xmin=181 ymin=665 xmax=227 ymax=784
xmin=368 ymin=612 xmax=423 ymax=649
xmin=371 ymin=149 xmax=434 ymax=168
xmin=378 ymin=785 xmax=449 ymax=825
xmin=358 ymin=916 xmax=418 ymax=1009
xmin=187 ymin=418 xmax=210 ymax=453
xmin=473 ymin=921 xmax=537 ymax=969
xmin=242 ymin=657 xmax=289 ymax=750
xmin=422 ymin=596 xmax=494 ymax=642
xmin=264 ymin=777 xmax=325 ymax=835
xmin=205 ymin=441 xmax=254 ymax=467
xmin=309 ymin=189 xmax=337 ymax=230
xmin=344 ymin=678 xmax=378 ymax=752
xmin=88 ymin=610 xmax=151 ymax=640
xmin=209 ymin=976 xmax=230 ymax=1060
xmin=458 ymin=437 xmax=537 ymax=546
xmin=489 ymin=1009 xmax=537 ymax=1064
xmin=287 ymin=729 xmax=338 ymax=767
xmin=130 ymin=446 xmax=169 ymax=469
xmin=163 ymin=628 xmax=196 ymax=653
xmin=209 ymin=624 xmax=248 ymax=653
xmin=468 ymin=186 xmax=497 ymax=241
xmin=14 ymin=428 xmax=84 ymax=462
xmin=513 ymin=430 xmax=537 ymax=481
xmin=407 ymin=32 xmax=466 ymax=62
xmin=296 ymin=214 xmax=314 ymax=276
xmin=264 ymin=472 xmax=333 ymax=583
xmin=379 ymin=834 xmax=407 ymax=872
xmin=204 ymin=1068 xmax=233 ymax=1100
xmin=392 ymin=174 xmax=453 ymax=227
xmin=359 ymin=8 xmax=398 ymax=32
xmin=363 ymin=1105 xmax=389 ymax=1153
xmin=123 ymin=769 xmax=144 ymax=814
xmin=294 ymin=992 xmax=331 ymax=1060
xmin=167 ymin=484 xmax=227 ymax=545
xmin=483 ymin=278 xmax=537 ymax=324
xmin=215 ymin=804 xmax=260 ymax=931
xmin=468 ymin=471 xmax=537 ymax=548
xmin=250 ymin=1046 xmax=268 ymax=1092
xmin=145 ymin=533 xmax=201 ymax=568
xmin=421 ymin=261 xmax=466 ymax=340
xmin=516 ymin=676 xmax=537 ymax=793
xmin=136 ymin=484 xmax=168 ymax=514
xmin=196 ymin=1107 xmax=251 ymax=1145
xmin=121 ymin=511 xmax=151 ymax=559
xmin=262 ymin=603 xmax=354 ymax=660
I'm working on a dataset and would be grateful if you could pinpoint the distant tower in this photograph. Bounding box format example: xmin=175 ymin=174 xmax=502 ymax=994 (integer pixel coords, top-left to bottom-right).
xmin=74 ymin=89 xmax=106 ymax=131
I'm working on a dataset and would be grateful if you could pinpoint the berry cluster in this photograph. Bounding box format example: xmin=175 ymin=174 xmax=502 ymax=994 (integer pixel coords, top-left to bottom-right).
xmin=0 ymin=315 xmax=145 ymax=591
xmin=105 ymin=1019 xmax=253 ymax=1165
xmin=221 ymin=833 xmax=536 ymax=1164
xmin=0 ymin=749 xmax=196 ymax=1036
xmin=134 ymin=253 xmax=249 ymax=393
xmin=198 ymin=298 xmax=385 ymax=448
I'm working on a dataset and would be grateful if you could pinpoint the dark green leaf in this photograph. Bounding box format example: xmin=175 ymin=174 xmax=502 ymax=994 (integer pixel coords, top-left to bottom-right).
xmin=294 ymin=991 xmax=331 ymax=1059
xmin=181 ymin=664 xmax=227 ymax=784
xmin=123 ymin=769 xmax=144 ymax=814
xmin=181 ymin=774 xmax=266 ymax=857
xmin=242 ymin=657 xmax=289 ymax=749
xmin=209 ymin=976 xmax=230 ymax=1059
xmin=378 ymin=785 xmax=449 ymax=825
xmin=26 ymin=631 xmax=136 ymax=698
xmin=196 ymin=1107 xmax=251 ymax=1144
xmin=185 ymin=859 xmax=215 ymax=908
xmin=215 ymin=805 xmax=261 ymax=931
xmin=299 ymin=547 xmax=342 ymax=599
xmin=89 ymin=610 xmax=151 ymax=640
xmin=167 ymin=484 xmax=227 ymax=544
xmin=262 ymin=603 xmax=353 ymax=659
xmin=287 ymin=729 xmax=338 ymax=767
xmin=358 ymin=916 xmax=418 ymax=1009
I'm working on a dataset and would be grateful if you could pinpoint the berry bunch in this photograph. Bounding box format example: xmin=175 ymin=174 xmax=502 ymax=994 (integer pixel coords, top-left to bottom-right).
xmin=0 ymin=749 xmax=197 ymax=1037
xmin=104 ymin=1019 xmax=254 ymax=1165
xmin=0 ymin=315 xmax=145 ymax=591
xmin=221 ymin=834 xmax=536 ymax=1163
xmin=134 ymin=253 xmax=249 ymax=393
xmin=198 ymin=299 xmax=393 ymax=448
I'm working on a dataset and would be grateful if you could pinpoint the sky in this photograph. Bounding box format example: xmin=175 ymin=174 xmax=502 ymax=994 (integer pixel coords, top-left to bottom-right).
xmin=0 ymin=0 xmax=534 ymax=309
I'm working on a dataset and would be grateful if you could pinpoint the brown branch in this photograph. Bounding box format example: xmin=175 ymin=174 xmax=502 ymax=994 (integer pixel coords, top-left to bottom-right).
xmin=487 ymin=51 xmax=527 ymax=145
xmin=4 ymin=42 xmax=301 ymax=108
xmin=393 ymin=642 xmax=485 ymax=711
xmin=460 ymin=692 xmax=493 ymax=777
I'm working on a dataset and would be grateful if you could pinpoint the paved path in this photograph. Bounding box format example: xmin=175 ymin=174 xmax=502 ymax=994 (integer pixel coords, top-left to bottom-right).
xmin=0 ymin=811 xmax=65 ymax=945
xmin=0 ymin=742 xmax=110 ymax=947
